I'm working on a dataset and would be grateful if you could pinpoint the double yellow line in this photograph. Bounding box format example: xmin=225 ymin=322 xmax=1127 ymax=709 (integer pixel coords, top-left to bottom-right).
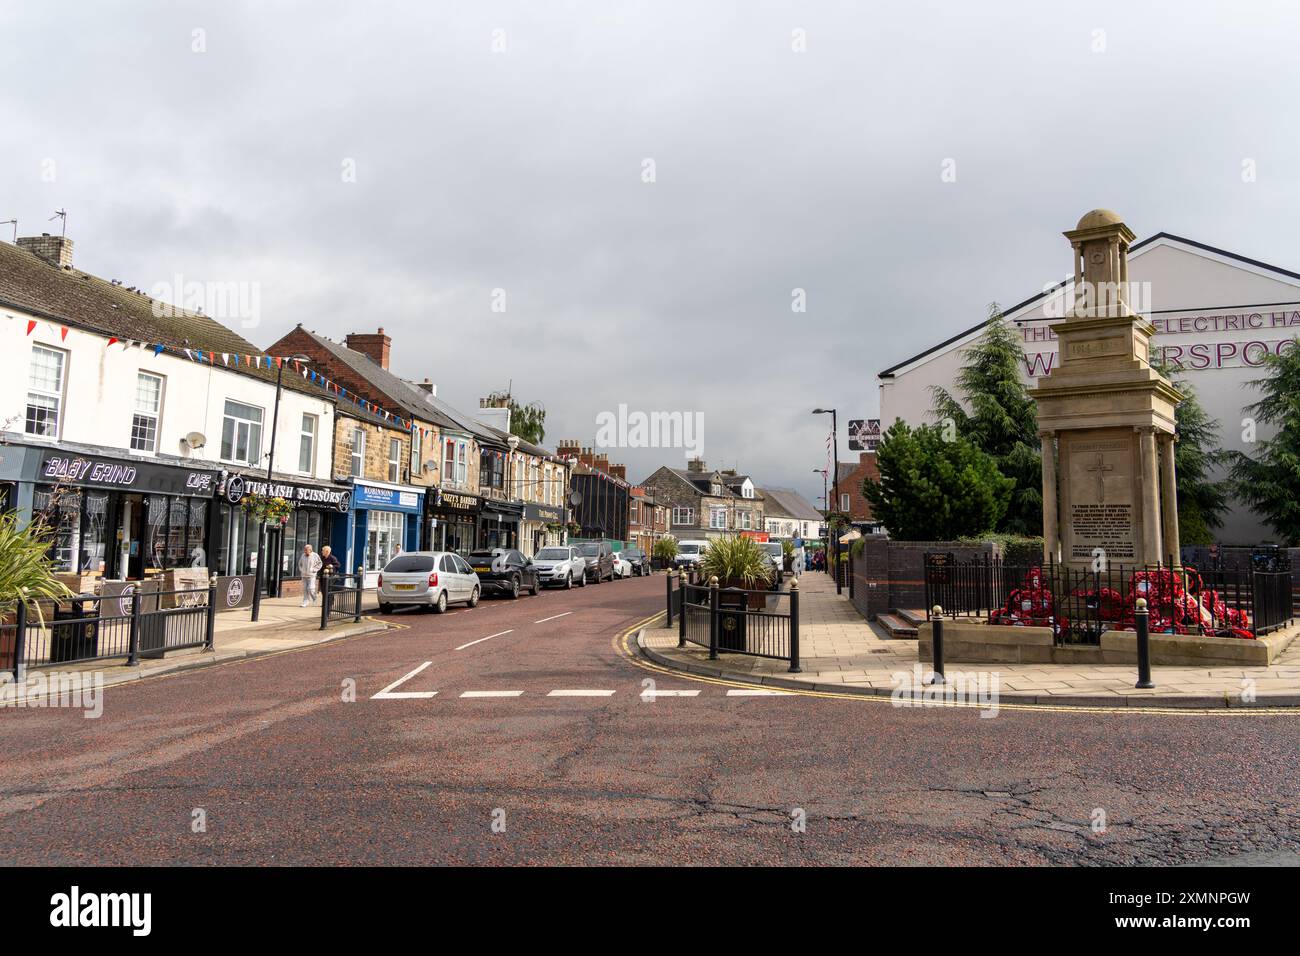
xmin=613 ymin=613 xmax=1299 ymax=718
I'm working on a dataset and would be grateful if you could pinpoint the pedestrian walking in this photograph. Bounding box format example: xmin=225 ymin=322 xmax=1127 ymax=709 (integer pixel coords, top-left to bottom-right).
xmin=319 ymin=544 xmax=340 ymax=580
xmin=299 ymin=544 xmax=323 ymax=606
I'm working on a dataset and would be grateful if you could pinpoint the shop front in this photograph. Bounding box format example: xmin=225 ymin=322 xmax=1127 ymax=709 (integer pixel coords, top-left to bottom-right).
xmin=214 ymin=472 xmax=352 ymax=596
xmin=426 ymin=488 xmax=480 ymax=555
xmin=478 ymin=498 xmax=524 ymax=551
xmin=0 ymin=443 xmax=219 ymax=584
xmin=337 ymin=479 xmax=425 ymax=586
xmin=522 ymin=502 xmax=566 ymax=557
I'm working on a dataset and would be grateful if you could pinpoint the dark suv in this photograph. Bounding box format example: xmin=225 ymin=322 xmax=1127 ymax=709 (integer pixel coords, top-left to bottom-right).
xmin=621 ymin=547 xmax=650 ymax=576
xmin=467 ymin=548 xmax=541 ymax=598
xmin=576 ymin=541 xmax=615 ymax=583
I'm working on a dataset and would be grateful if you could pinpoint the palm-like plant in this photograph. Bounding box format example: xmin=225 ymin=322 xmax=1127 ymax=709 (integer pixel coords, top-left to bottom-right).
xmin=652 ymin=536 xmax=678 ymax=562
xmin=700 ymin=535 xmax=772 ymax=589
xmin=0 ymin=511 xmax=73 ymax=609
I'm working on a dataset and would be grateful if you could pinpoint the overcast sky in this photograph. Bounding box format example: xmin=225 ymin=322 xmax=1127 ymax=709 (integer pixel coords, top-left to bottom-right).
xmin=4 ymin=0 xmax=1300 ymax=506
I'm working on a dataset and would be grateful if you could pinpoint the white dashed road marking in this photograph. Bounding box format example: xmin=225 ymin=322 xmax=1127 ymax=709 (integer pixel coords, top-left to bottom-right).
xmin=547 ymin=689 xmax=617 ymax=697
xmin=726 ymin=688 xmax=793 ymax=696
xmin=533 ymin=611 xmax=573 ymax=624
xmin=640 ymin=689 xmax=701 ymax=698
xmin=455 ymin=630 xmax=514 ymax=651
xmin=371 ymin=662 xmax=438 ymax=699
xmin=460 ymin=690 xmax=525 ymax=698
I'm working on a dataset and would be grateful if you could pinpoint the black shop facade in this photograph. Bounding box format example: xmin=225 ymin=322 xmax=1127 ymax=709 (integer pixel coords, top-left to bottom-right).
xmin=0 ymin=443 xmax=220 ymax=582
xmin=425 ymin=488 xmax=524 ymax=553
xmin=215 ymin=471 xmax=352 ymax=595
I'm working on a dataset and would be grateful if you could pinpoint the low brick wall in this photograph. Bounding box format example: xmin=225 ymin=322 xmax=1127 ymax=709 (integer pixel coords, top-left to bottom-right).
xmin=850 ymin=538 xmax=996 ymax=620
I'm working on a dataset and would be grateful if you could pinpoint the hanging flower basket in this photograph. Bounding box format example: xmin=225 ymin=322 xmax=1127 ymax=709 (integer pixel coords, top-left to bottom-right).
xmin=240 ymin=493 xmax=293 ymax=525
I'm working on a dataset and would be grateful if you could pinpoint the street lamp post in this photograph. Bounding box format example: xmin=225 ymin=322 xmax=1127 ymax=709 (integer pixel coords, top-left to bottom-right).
xmin=813 ymin=408 xmax=841 ymax=591
xmin=251 ymin=354 xmax=310 ymax=622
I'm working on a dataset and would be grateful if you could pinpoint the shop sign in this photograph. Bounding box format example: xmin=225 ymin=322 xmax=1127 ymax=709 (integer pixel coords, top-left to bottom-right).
xmin=432 ymin=490 xmax=479 ymax=514
xmin=40 ymin=453 xmax=217 ymax=497
xmin=353 ymin=482 xmax=423 ymax=513
xmin=523 ymin=503 xmax=564 ymax=523
xmin=223 ymin=474 xmax=351 ymax=512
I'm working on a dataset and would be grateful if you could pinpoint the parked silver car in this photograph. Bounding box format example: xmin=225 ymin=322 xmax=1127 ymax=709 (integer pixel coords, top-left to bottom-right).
xmin=532 ymin=545 xmax=588 ymax=589
xmin=377 ymin=551 xmax=481 ymax=613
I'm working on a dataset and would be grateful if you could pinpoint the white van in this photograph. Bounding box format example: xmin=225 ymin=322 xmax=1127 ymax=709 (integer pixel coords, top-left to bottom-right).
xmin=673 ymin=539 xmax=710 ymax=569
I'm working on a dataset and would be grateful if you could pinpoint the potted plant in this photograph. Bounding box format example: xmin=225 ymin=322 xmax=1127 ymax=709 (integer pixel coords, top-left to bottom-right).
xmin=651 ymin=536 xmax=678 ymax=570
xmin=699 ymin=534 xmax=773 ymax=609
xmin=781 ymin=538 xmax=794 ymax=572
xmin=0 ymin=511 xmax=74 ymax=671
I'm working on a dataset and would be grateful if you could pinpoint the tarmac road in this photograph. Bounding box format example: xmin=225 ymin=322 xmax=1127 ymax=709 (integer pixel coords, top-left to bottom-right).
xmin=1 ymin=574 xmax=1297 ymax=865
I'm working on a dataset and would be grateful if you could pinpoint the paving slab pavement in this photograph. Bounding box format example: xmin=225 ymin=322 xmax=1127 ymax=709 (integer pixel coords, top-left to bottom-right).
xmin=2 ymin=593 xmax=390 ymax=705
xmin=641 ymin=571 xmax=1300 ymax=708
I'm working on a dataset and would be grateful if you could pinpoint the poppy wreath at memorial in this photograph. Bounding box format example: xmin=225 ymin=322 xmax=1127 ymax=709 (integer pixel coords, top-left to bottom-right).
xmin=990 ymin=566 xmax=1056 ymax=627
xmin=989 ymin=565 xmax=1255 ymax=638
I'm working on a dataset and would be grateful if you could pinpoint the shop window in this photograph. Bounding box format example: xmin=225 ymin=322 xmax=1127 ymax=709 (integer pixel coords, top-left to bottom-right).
xmin=221 ymin=400 xmax=264 ymax=466
xmin=26 ymin=344 xmax=66 ymax=438
xmin=299 ymin=414 xmax=317 ymax=474
xmin=366 ymin=510 xmax=404 ymax=571
xmin=131 ymin=372 xmax=164 ymax=452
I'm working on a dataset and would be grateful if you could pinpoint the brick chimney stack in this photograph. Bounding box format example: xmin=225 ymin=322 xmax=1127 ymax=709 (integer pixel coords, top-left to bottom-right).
xmin=345 ymin=328 xmax=391 ymax=369
xmin=687 ymin=457 xmax=706 ymax=473
xmin=17 ymin=233 xmax=74 ymax=269
xmin=608 ymin=463 xmax=626 ymax=481
xmin=556 ymin=440 xmax=581 ymax=461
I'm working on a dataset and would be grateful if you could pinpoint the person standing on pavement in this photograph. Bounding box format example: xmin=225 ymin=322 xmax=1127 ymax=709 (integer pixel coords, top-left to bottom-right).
xmin=299 ymin=544 xmax=323 ymax=606
xmin=319 ymin=545 xmax=340 ymax=581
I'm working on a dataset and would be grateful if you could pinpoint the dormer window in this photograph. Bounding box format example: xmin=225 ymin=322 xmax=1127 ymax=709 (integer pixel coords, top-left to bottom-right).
xmin=711 ymin=483 xmax=722 ymax=495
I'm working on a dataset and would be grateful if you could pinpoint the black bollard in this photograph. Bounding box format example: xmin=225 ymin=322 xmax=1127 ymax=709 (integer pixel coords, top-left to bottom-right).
xmin=1134 ymin=597 xmax=1154 ymax=689
xmin=929 ymin=604 xmax=945 ymax=685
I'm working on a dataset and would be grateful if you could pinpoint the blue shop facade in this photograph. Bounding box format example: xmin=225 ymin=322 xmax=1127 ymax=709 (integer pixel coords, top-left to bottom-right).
xmin=334 ymin=478 xmax=426 ymax=586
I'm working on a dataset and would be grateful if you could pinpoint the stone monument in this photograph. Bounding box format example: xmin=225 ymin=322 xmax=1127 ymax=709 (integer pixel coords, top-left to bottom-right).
xmin=1029 ymin=209 xmax=1184 ymax=570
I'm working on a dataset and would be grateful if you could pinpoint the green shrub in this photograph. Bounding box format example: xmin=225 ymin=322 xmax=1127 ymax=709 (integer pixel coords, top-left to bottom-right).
xmin=700 ymin=534 xmax=773 ymax=588
xmin=652 ymin=536 xmax=679 ymax=561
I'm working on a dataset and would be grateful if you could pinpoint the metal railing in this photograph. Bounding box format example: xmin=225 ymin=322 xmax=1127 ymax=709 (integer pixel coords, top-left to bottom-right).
xmin=320 ymin=567 xmax=365 ymax=628
xmin=2 ymin=580 xmax=219 ymax=678
xmin=922 ymin=553 xmax=1294 ymax=646
xmin=669 ymin=574 xmax=801 ymax=671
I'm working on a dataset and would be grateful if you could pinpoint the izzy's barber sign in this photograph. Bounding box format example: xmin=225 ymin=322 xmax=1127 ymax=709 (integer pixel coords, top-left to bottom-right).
xmin=41 ymin=453 xmax=216 ymax=496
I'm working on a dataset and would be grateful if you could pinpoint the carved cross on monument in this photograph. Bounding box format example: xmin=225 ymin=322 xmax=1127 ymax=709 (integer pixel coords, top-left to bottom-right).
xmin=1085 ymin=452 xmax=1114 ymax=503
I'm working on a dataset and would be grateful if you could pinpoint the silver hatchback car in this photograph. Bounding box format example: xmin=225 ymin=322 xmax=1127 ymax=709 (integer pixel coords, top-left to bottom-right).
xmin=377 ymin=551 xmax=481 ymax=614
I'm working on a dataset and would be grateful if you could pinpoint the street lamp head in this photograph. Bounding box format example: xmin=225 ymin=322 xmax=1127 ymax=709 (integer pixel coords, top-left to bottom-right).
xmin=812 ymin=408 xmax=829 ymax=415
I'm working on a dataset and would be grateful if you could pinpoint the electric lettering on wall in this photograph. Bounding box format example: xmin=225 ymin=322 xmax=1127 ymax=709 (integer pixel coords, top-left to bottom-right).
xmin=1021 ymin=310 xmax=1300 ymax=376
xmin=43 ymin=456 xmax=137 ymax=486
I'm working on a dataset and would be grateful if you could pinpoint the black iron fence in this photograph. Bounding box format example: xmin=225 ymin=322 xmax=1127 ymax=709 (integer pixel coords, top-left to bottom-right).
xmin=320 ymin=568 xmax=365 ymax=628
xmin=923 ymin=553 xmax=1294 ymax=646
xmin=667 ymin=574 xmax=801 ymax=671
xmin=1 ymin=582 xmax=218 ymax=678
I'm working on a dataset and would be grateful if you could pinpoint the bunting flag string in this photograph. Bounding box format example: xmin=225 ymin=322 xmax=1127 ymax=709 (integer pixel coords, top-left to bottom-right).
xmin=7 ymin=313 xmax=422 ymax=430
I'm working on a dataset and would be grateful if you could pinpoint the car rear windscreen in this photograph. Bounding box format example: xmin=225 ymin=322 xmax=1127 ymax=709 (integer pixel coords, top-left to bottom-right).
xmin=384 ymin=556 xmax=437 ymax=573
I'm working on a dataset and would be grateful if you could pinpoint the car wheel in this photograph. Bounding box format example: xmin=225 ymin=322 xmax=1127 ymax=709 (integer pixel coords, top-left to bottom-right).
xmin=529 ymin=576 xmax=539 ymax=596
xmin=564 ymin=572 xmax=572 ymax=590
xmin=509 ymin=575 xmax=520 ymax=599
xmin=468 ymin=587 xmax=479 ymax=608
xmin=433 ymin=590 xmax=448 ymax=614
xmin=579 ymin=571 xmax=587 ymax=587
xmin=379 ymin=602 xmax=393 ymax=614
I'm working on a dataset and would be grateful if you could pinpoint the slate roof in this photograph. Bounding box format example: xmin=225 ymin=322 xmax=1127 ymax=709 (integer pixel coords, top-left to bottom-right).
xmin=757 ymin=487 xmax=823 ymax=522
xmin=0 ymin=239 xmax=331 ymax=402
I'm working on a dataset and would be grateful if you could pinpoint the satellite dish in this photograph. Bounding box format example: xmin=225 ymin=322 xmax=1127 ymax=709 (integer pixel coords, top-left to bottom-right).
xmin=184 ymin=431 xmax=207 ymax=450
xmin=569 ymin=491 xmax=583 ymax=507
xmin=423 ymin=459 xmax=439 ymax=473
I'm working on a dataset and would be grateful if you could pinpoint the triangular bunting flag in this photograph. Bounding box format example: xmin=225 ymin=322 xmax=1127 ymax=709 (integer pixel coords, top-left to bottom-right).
xmin=26 ymin=320 xmax=35 ymax=335
xmin=60 ymin=326 xmax=69 ymax=341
